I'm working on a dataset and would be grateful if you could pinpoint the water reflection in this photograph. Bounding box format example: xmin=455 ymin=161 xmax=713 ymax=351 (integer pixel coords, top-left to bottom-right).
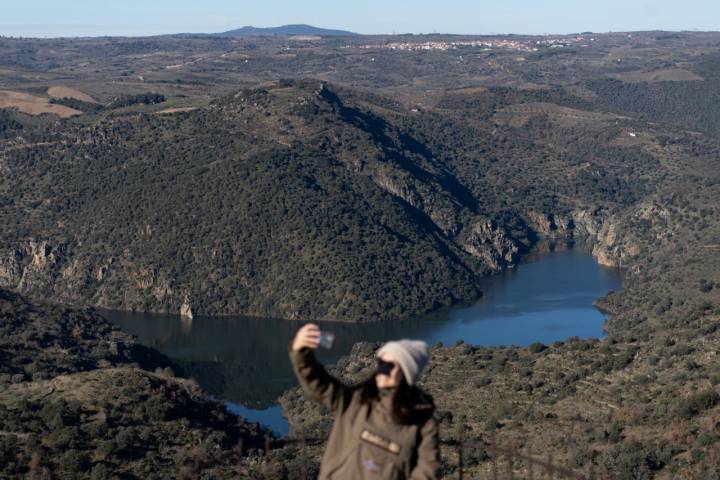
xmin=224 ymin=402 xmax=289 ymax=436
xmin=105 ymin=248 xmax=621 ymax=414
xmin=105 ymin=307 xmax=442 ymax=408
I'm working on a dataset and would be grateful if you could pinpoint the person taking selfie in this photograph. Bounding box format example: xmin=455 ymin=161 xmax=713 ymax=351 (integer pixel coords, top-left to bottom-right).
xmin=290 ymin=323 xmax=440 ymax=479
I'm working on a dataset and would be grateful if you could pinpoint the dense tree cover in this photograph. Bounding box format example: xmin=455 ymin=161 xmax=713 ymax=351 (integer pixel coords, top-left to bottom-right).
xmin=0 ymin=80 xmax=677 ymax=321
xmin=0 ymin=289 xmax=172 ymax=383
xmin=107 ymin=93 xmax=166 ymax=109
xmin=586 ymin=78 xmax=720 ymax=136
xmin=0 ymin=289 xmax=272 ymax=479
xmin=1 ymin=84 xmax=487 ymax=320
xmin=0 ymin=109 xmax=23 ymax=139
xmin=49 ymin=97 xmax=104 ymax=114
xmin=397 ymin=106 xmax=659 ymax=214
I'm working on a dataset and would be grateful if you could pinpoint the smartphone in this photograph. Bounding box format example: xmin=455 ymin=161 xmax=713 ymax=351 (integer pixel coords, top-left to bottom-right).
xmin=319 ymin=331 xmax=335 ymax=349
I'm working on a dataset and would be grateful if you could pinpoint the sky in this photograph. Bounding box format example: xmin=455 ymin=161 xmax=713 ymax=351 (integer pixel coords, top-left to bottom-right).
xmin=1 ymin=0 xmax=718 ymax=38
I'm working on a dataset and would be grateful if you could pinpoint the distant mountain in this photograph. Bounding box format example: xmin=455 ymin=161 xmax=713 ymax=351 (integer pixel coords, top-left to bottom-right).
xmin=207 ymin=24 xmax=357 ymax=37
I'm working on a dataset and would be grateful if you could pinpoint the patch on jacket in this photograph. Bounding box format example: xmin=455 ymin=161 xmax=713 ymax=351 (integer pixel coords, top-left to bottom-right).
xmin=362 ymin=458 xmax=382 ymax=473
xmin=360 ymin=429 xmax=400 ymax=454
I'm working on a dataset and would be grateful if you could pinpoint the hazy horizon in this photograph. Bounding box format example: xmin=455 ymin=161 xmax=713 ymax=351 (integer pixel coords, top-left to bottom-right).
xmin=2 ymin=26 xmax=720 ymax=40
xmin=2 ymin=0 xmax=719 ymax=38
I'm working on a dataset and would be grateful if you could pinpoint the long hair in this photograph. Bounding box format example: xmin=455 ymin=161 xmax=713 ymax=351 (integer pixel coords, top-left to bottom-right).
xmin=358 ymin=374 xmax=434 ymax=424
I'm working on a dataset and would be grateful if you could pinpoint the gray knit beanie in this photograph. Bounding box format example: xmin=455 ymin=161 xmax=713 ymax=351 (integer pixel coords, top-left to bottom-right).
xmin=377 ymin=339 xmax=430 ymax=386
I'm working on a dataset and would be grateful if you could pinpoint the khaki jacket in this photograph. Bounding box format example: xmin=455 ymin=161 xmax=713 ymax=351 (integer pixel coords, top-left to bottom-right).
xmin=290 ymin=347 xmax=440 ymax=480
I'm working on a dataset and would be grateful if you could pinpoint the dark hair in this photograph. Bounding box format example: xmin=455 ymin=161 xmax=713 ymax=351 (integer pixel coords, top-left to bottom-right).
xmin=359 ymin=374 xmax=434 ymax=424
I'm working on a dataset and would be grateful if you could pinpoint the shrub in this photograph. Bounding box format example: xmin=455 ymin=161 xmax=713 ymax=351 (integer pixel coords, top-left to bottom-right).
xmin=602 ymin=440 xmax=666 ymax=480
xmin=90 ymin=463 xmax=111 ymax=480
xmin=59 ymin=450 xmax=89 ymax=473
xmin=475 ymin=377 xmax=492 ymax=387
xmin=676 ymin=390 xmax=720 ymax=419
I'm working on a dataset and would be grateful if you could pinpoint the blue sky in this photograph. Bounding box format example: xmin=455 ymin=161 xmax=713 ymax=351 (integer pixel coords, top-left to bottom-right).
xmin=1 ymin=0 xmax=718 ymax=37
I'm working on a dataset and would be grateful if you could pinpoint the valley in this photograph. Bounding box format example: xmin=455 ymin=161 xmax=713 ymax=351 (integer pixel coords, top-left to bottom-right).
xmin=1 ymin=30 xmax=719 ymax=478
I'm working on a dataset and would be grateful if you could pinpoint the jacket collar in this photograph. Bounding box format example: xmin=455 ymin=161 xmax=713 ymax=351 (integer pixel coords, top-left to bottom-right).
xmin=375 ymin=388 xmax=435 ymax=415
xmin=412 ymin=391 xmax=435 ymax=412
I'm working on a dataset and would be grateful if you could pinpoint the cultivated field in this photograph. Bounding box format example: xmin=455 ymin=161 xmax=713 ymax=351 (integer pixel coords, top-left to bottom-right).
xmin=47 ymin=85 xmax=98 ymax=103
xmin=494 ymin=101 xmax=624 ymax=127
xmin=0 ymin=90 xmax=81 ymax=117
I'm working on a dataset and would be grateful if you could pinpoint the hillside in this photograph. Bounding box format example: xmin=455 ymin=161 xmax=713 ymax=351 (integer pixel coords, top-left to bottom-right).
xmin=215 ymin=24 xmax=357 ymax=37
xmin=276 ymin=100 xmax=720 ymax=477
xmin=278 ymin=161 xmax=720 ymax=478
xmin=1 ymin=81 xmax=486 ymax=321
xmin=0 ymin=78 xmax=673 ymax=321
xmin=0 ymin=289 xmax=273 ymax=479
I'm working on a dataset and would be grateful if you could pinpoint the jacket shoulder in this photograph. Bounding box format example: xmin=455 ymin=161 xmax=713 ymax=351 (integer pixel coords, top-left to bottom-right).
xmin=412 ymin=390 xmax=436 ymax=421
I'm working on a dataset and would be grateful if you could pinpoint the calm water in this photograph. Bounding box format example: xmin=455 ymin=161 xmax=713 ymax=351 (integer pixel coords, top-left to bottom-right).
xmin=105 ymin=247 xmax=620 ymax=435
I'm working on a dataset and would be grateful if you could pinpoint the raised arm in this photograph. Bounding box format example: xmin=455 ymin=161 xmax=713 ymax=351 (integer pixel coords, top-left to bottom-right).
xmin=289 ymin=323 xmax=353 ymax=415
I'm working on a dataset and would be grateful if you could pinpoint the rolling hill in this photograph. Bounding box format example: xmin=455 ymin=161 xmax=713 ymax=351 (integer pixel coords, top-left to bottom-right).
xmin=218 ymin=24 xmax=357 ymax=37
xmin=173 ymin=24 xmax=358 ymax=38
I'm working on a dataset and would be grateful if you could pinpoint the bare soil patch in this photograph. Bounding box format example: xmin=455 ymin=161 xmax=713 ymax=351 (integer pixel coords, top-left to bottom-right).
xmin=47 ymin=86 xmax=98 ymax=103
xmin=447 ymin=86 xmax=487 ymax=94
xmin=0 ymin=90 xmax=82 ymax=118
xmin=494 ymin=102 xmax=624 ymax=127
xmin=154 ymin=107 xmax=197 ymax=114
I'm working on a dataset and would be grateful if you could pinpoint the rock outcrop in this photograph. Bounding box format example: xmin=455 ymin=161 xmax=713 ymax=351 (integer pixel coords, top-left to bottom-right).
xmin=0 ymin=239 xmax=185 ymax=316
xmin=593 ymin=222 xmax=624 ymax=267
xmin=1 ymin=241 xmax=65 ymax=294
xmin=526 ymin=211 xmax=559 ymax=236
xmin=462 ymin=218 xmax=520 ymax=270
xmin=0 ymin=248 xmax=23 ymax=286
xmin=590 ymin=204 xmax=667 ymax=268
xmin=523 ymin=208 xmax=608 ymax=242
xmin=180 ymin=294 xmax=194 ymax=319
xmin=572 ymin=208 xmax=606 ymax=237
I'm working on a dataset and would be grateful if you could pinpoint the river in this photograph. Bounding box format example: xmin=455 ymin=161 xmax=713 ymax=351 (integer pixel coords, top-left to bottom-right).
xmin=105 ymin=246 xmax=621 ymax=436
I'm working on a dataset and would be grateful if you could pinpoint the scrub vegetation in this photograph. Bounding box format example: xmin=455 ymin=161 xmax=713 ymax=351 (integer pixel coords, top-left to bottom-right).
xmin=0 ymin=30 xmax=719 ymax=478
